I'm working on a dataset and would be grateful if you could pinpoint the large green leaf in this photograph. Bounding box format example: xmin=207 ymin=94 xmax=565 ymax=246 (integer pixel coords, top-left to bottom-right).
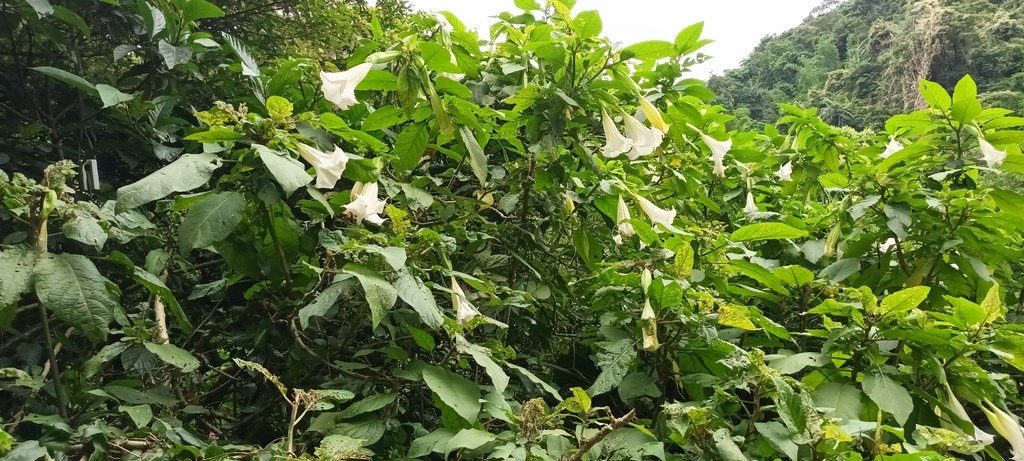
xmin=460 ymin=126 xmax=488 ymax=187
xmin=863 ymin=372 xmax=913 ymax=425
xmin=421 ymin=365 xmax=480 ymax=423
xmin=158 ymin=40 xmax=192 ymax=69
xmin=0 ymin=246 xmax=38 ymax=307
xmin=256 ymin=145 xmax=312 ymax=196
xmin=221 ymin=32 xmax=260 ymax=76
xmin=96 ymin=84 xmax=133 ymax=108
xmin=587 ymin=338 xmax=636 ymax=397
xmin=30 ymin=66 xmax=96 ymax=95
xmin=343 ymin=264 xmax=398 ymax=328
xmin=116 ymin=153 xmax=223 ymax=212
xmin=393 ymin=122 xmax=430 ymax=171
xmin=394 ymin=270 xmax=444 ymax=329
xmin=144 ymin=342 xmax=200 ymax=373
xmin=132 ymin=268 xmax=191 ymax=332
xmin=811 ymin=382 xmax=863 ymax=420
xmin=877 ymin=286 xmax=930 ymax=317
xmin=33 ymin=253 xmax=117 ymax=342
xmin=337 ymin=393 xmax=397 ymax=419
xmin=732 ymin=222 xmax=808 ymax=242
xmin=178 ymin=192 xmax=245 ymax=253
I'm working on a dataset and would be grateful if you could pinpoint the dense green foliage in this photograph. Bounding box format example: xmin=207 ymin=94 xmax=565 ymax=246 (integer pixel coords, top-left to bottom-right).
xmin=2 ymin=1 xmax=1024 ymax=460
xmin=710 ymin=0 xmax=1024 ymax=129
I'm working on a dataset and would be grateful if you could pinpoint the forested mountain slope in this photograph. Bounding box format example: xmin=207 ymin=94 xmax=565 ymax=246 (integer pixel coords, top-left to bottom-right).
xmin=709 ymin=0 xmax=1024 ymax=129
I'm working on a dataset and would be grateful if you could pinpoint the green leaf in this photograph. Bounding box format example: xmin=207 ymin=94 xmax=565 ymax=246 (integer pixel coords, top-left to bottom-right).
xmin=62 ymin=211 xmax=106 ymax=251
xmin=674 ymin=22 xmax=706 ymax=54
xmin=143 ymin=2 xmax=166 ymax=38
xmin=919 ymin=80 xmax=951 ymax=110
xmin=132 ymin=268 xmax=191 ymax=332
xmin=178 ymin=192 xmax=245 ymax=253
xmin=946 ymin=295 xmax=987 ymax=328
xmin=362 ymin=106 xmax=407 ymax=131
xmin=144 ymin=342 xmax=199 ymax=373
xmin=119 ymin=404 xmax=153 ymax=427
xmin=506 ymin=363 xmax=561 ymax=400
xmin=812 ymin=383 xmax=864 ymax=421
xmin=256 ymin=145 xmax=312 ymax=196
xmin=356 ymin=70 xmax=397 ymax=91
xmin=443 ymin=429 xmax=496 ymax=456
xmin=457 ymin=337 xmax=510 ymax=394
xmin=622 ymin=40 xmax=676 ymax=61
xmin=863 ymin=372 xmax=913 ymax=425
xmin=393 ymin=122 xmax=430 ymax=171
xmin=343 ymin=263 xmax=398 ymax=328
xmin=768 ymin=352 xmax=821 ymax=375
xmin=730 ymin=260 xmax=790 ymax=296
xmin=338 ymin=393 xmax=397 ymax=419
xmin=158 ymin=40 xmax=192 ymax=69
xmin=0 ymin=246 xmax=38 ymax=307
xmin=299 ymin=280 xmax=348 ymax=328
xmin=419 ymin=42 xmax=461 ymax=74
xmin=53 ymin=6 xmax=90 ymax=37
xmin=421 ymin=365 xmax=480 ymax=423
xmin=96 ymin=84 xmax=133 ymax=108
xmin=732 ymin=222 xmax=808 ymax=242
xmin=755 ymin=421 xmax=799 ymax=461
xmin=878 ymin=286 xmax=930 ymax=317
xmin=33 ymin=253 xmax=117 ymax=342
xmin=587 ymin=338 xmax=636 ymax=397
xmin=184 ymin=128 xmax=243 ymax=143
xmin=116 ymin=153 xmax=223 ymax=213
xmin=951 ymin=75 xmax=982 ymax=124
xmin=30 ymin=66 xmax=96 ymax=95
xmin=570 ymin=10 xmax=602 ymax=38
xmin=221 ymin=32 xmax=259 ymax=76
xmin=991 ymin=188 xmax=1024 ymax=215
xmin=513 ymin=0 xmax=540 ymax=10
xmin=819 ymin=258 xmax=860 ymax=282
xmin=83 ymin=342 xmax=129 ymax=379
xmin=774 ymin=265 xmax=815 ymax=287
xmin=183 ymin=0 xmax=224 ymax=21
xmin=265 ymin=95 xmax=293 ymax=120
xmin=460 ymin=126 xmax=488 ymax=187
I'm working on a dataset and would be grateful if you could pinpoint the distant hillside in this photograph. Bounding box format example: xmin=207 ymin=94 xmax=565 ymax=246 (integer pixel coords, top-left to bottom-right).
xmin=709 ymin=0 xmax=1024 ymax=129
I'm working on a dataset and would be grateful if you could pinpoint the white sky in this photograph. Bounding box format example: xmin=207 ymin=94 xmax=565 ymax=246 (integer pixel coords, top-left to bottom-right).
xmin=407 ymin=0 xmax=823 ymax=78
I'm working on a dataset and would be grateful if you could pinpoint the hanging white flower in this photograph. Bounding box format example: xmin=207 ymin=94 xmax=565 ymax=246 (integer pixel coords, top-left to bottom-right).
xmin=640 ymin=298 xmax=660 ymax=352
xmin=617 ymin=195 xmax=635 ymax=237
xmin=296 ymin=143 xmax=349 ymax=189
xmin=634 ymin=194 xmax=676 ymax=228
xmin=612 ymin=234 xmax=624 ymax=246
xmin=979 ymin=138 xmax=1007 ymax=169
xmin=638 ymin=97 xmax=670 ymax=134
xmin=743 ymin=190 xmax=759 ymax=214
xmin=936 ymin=384 xmax=995 ymax=446
xmin=700 ymin=133 xmax=732 ymax=178
xmin=980 ymin=400 xmax=1024 ymax=461
xmin=623 ymin=113 xmax=664 ymax=160
xmin=880 ymin=136 xmax=904 ymax=159
xmin=601 ymin=109 xmax=633 ymax=158
xmin=320 ymin=62 xmax=374 ymax=110
xmin=344 ymin=182 xmax=387 ymax=225
xmin=450 ymin=277 xmax=481 ymax=326
xmin=776 ymin=161 xmax=793 ymax=181
xmin=878 ymin=238 xmax=897 ymax=253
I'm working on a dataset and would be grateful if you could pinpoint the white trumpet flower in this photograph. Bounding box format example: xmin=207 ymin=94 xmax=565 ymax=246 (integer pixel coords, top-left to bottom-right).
xmin=979 ymin=138 xmax=1007 ymax=169
xmin=344 ymin=182 xmax=387 ymax=225
xmin=601 ymin=109 xmax=633 ymax=158
xmin=936 ymin=385 xmax=995 ymax=446
xmin=320 ymin=62 xmax=374 ymax=110
xmin=980 ymin=400 xmax=1024 ymax=461
xmin=640 ymin=298 xmax=660 ymax=352
xmin=638 ymin=97 xmax=670 ymax=134
xmin=776 ymin=161 xmax=793 ymax=181
xmin=743 ymin=190 xmax=759 ymax=214
xmin=451 ymin=277 xmax=481 ymax=326
xmin=623 ymin=113 xmax=664 ymax=160
xmin=634 ymin=194 xmax=676 ymax=228
xmin=880 ymin=137 xmax=904 ymax=159
xmin=296 ymin=143 xmax=349 ymax=189
xmin=700 ymin=133 xmax=732 ymax=178
xmin=617 ymin=195 xmax=635 ymax=237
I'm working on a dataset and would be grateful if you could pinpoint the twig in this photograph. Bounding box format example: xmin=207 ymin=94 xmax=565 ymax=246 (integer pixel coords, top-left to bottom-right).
xmin=153 ymin=270 xmax=170 ymax=344
xmin=563 ymin=409 xmax=636 ymax=461
xmin=38 ymin=304 xmax=68 ymax=418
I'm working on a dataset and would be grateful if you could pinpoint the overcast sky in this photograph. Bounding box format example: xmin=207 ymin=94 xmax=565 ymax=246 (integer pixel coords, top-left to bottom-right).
xmin=407 ymin=0 xmax=822 ymax=78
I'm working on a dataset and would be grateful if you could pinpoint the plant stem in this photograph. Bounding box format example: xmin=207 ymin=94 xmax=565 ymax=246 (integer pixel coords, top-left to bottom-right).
xmin=38 ymin=303 xmax=68 ymax=418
